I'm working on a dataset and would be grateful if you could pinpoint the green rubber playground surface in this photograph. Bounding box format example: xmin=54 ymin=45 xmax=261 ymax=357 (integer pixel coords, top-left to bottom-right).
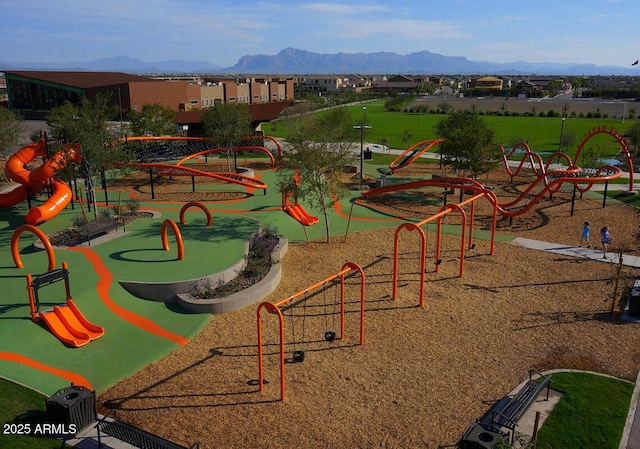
xmin=0 ymin=162 xmax=511 ymax=396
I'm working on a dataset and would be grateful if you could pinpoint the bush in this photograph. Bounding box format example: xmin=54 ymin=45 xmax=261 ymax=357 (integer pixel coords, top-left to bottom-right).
xmin=71 ymin=215 xmax=87 ymax=227
xmin=126 ymin=198 xmax=140 ymax=213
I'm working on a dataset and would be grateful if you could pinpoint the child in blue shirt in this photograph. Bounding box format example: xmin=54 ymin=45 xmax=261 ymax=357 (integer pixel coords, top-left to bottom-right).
xmin=579 ymin=221 xmax=591 ymax=248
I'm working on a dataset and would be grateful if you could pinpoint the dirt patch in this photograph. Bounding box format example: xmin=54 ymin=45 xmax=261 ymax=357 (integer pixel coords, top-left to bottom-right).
xmin=96 ymin=166 xmax=640 ymax=449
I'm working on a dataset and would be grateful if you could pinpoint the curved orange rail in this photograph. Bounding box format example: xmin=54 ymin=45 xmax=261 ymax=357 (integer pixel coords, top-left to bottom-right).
xmin=131 ymin=162 xmax=267 ymax=191
xmin=123 ymin=134 xmax=282 ymax=157
xmin=360 ymin=169 xmax=621 ymax=219
xmin=179 ymin=202 xmax=212 ymax=226
xmin=11 ymin=224 xmax=56 ymax=271
xmin=176 ymin=146 xmax=275 ymax=168
xmin=575 ymin=126 xmax=635 ymax=192
xmin=161 ymin=219 xmax=184 ymax=260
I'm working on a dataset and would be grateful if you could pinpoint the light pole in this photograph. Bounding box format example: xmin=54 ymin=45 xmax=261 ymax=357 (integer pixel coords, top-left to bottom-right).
xmin=353 ymin=106 xmax=371 ymax=180
xmin=559 ymin=116 xmax=566 ymax=152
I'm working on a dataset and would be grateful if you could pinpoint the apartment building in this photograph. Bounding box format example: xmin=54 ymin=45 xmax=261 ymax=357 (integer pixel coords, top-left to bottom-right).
xmin=3 ymin=71 xmax=295 ymax=120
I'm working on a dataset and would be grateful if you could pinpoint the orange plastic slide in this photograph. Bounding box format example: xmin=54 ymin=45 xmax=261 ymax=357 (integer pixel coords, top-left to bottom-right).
xmin=281 ymin=170 xmax=319 ymax=226
xmin=284 ymin=202 xmax=319 ymax=226
xmin=0 ymin=140 xmax=79 ymax=224
xmin=39 ymin=299 xmax=104 ymax=348
xmin=388 ymin=139 xmax=443 ymax=173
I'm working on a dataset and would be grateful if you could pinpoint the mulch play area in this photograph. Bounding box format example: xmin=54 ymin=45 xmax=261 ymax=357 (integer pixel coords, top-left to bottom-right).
xmin=1 ymin=155 xmax=639 ymax=448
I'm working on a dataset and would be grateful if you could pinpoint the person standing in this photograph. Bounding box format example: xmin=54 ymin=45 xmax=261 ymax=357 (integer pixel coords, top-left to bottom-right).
xmin=579 ymin=221 xmax=591 ymax=248
xmin=600 ymin=226 xmax=611 ymax=258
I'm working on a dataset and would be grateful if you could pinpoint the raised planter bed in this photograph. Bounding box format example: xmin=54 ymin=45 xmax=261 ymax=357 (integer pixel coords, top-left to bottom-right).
xmin=119 ymin=236 xmax=288 ymax=313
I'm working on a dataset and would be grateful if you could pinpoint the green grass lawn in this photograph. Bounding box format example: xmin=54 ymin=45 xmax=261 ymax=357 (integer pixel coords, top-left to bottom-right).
xmin=608 ymin=189 xmax=640 ymax=207
xmin=0 ymin=379 xmax=73 ymax=448
xmin=263 ymin=101 xmax=636 ymax=161
xmin=535 ymin=372 xmax=634 ymax=449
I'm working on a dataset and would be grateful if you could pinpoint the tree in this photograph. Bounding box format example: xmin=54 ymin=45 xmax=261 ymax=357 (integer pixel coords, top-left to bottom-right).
xmin=47 ymin=93 xmax=127 ymax=219
xmin=201 ymin=103 xmax=253 ymax=171
xmin=277 ymin=107 xmax=358 ymax=243
xmin=128 ymin=103 xmax=177 ymax=136
xmin=625 ymin=121 xmax=640 ymax=152
xmin=0 ymin=107 xmax=26 ymax=183
xmin=433 ymin=110 xmax=500 ymax=179
xmin=0 ymin=107 xmax=25 ymax=157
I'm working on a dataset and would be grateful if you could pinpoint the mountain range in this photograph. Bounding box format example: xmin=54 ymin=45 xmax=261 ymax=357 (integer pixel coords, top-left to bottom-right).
xmin=1 ymin=48 xmax=637 ymax=76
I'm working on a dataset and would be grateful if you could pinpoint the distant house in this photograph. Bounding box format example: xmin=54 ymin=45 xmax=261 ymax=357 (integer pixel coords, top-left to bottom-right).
xmin=514 ymin=79 xmax=544 ymax=97
xmin=379 ymin=74 xmax=417 ymax=92
xmin=470 ymin=76 xmax=503 ymax=90
xmin=300 ymin=75 xmax=349 ymax=92
xmin=434 ymin=86 xmax=454 ymax=96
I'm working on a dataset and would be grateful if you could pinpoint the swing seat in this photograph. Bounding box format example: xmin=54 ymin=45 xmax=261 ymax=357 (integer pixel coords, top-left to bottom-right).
xmin=324 ymin=331 xmax=336 ymax=342
xmin=293 ymin=350 xmax=305 ymax=362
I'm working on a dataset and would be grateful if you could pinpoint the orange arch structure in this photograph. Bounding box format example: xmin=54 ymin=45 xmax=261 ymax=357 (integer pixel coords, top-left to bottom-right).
xmin=179 ymin=201 xmax=212 ymax=226
xmin=256 ymin=262 xmax=365 ymax=401
xmin=11 ymin=224 xmax=56 ymax=271
xmin=574 ymin=126 xmax=635 ymax=193
xmin=160 ymin=219 xmax=184 ymax=260
xmin=392 ymin=188 xmax=497 ymax=306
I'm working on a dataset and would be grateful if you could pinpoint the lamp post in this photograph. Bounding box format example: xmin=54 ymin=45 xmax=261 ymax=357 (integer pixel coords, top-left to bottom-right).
xmin=559 ymin=116 xmax=566 ymax=152
xmin=353 ymin=106 xmax=372 ymax=180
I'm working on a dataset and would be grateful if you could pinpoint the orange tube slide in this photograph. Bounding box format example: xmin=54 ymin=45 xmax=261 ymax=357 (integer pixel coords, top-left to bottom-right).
xmin=1 ymin=140 xmax=80 ymax=224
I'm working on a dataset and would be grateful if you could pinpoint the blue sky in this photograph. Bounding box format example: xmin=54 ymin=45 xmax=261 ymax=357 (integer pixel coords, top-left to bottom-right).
xmin=1 ymin=0 xmax=639 ymax=68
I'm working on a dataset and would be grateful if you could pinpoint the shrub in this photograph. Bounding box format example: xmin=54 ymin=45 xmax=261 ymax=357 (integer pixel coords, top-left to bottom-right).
xmin=71 ymin=215 xmax=87 ymax=228
xmin=126 ymin=198 xmax=140 ymax=213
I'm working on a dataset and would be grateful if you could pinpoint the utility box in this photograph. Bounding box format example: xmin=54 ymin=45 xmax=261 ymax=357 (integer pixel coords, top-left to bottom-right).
xmin=629 ymin=283 xmax=640 ymax=318
xmin=46 ymin=384 xmax=96 ymax=434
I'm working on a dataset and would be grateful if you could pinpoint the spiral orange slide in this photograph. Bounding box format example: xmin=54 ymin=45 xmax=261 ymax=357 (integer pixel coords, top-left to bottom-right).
xmin=0 ymin=140 xmax=80 ymax=224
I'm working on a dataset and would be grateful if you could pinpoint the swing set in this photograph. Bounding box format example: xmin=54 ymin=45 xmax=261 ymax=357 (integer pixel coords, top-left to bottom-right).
xmin=256 ymin=262 xmax=365 ymax=401
xmin=392 ymin=186 xmax=498 ymax=306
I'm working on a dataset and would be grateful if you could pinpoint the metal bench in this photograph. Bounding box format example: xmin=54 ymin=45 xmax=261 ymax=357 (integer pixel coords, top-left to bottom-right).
xmin=481 ymin=370 xmax=553 ymax=443
xmin=75 ymin=216 xmax=125 ymax=245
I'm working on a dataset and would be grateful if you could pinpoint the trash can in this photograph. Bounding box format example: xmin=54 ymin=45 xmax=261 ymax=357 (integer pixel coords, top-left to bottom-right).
xmin=46 ymin=384 xmax=96 ymax=434
xmin=461 ymin=423 xmax=505 ymax=449
xmin=629 ymin=289 xmax=640 ymax=318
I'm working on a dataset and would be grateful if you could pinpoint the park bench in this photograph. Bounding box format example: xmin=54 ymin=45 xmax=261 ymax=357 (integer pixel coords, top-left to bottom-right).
xmin=75 ymin=216 xmax=125 ymax=245
xmin=95 ymin=411 xmax=199 ymax=449
xmin=481 ymin=370 xmax=552 ymax=443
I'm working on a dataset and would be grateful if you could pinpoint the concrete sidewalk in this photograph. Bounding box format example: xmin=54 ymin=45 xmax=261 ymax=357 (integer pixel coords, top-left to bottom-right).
xmin=512 ymin=237 xmax=640 ymax=449
xmin=513 ymin=237 xmax=640 ymax=269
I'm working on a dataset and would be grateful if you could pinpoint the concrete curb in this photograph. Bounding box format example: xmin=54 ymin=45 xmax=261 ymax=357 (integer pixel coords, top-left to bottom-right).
xmin=176 ymin=237 xmax=288 ymax=313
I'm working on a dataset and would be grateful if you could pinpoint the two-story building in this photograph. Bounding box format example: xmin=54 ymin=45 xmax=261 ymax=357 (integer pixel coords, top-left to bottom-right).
xmin=3 ymin=71 xmax=295 ymax=119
